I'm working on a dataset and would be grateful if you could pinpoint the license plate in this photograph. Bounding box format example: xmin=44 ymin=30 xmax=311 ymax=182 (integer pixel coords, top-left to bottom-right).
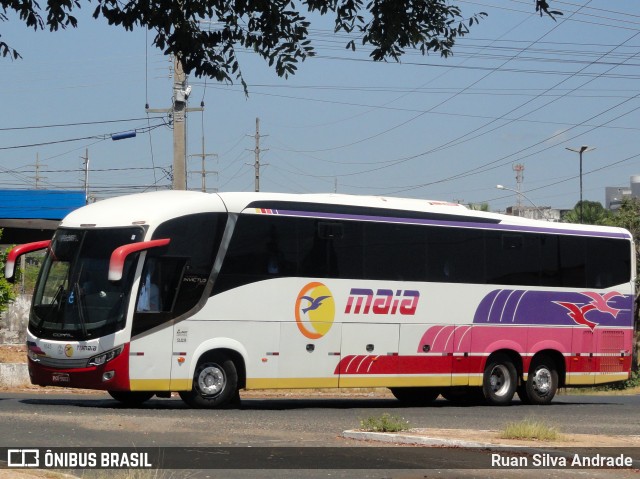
xmin=52 ymin=373 xmax=70 ymax=383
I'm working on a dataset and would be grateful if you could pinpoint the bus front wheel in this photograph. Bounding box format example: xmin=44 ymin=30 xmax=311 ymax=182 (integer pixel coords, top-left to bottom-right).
xmin=179 ymin=354 xmax=239 ymax=409
xmin=482 ymin=354 xmax=517 ymax=406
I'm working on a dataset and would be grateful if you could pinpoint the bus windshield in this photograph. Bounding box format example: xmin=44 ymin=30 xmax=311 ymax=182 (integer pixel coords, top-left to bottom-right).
xmin=29 ymin=227 xmax=145 ymax=341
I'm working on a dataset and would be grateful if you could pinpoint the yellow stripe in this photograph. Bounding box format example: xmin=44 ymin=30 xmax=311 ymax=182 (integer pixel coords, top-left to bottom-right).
xmin=130 ymin=379 xmax=171 ymax=391
xmin=451 ymin=375 xmax=469 ymax=387
xmin=565 ymin=373 xmax=629 ymax=386
xmin=339 ymin=377 xmax=452 ymax=388
xmin=468 ymin=375 xmax=483 ymax=387
xmin=593 ymin=374 xmax=629 ymax=385
xmin=170 ymin=379 xmax=192 ymax=391
xmin=246 ymin=378 xmax=339 ymax=389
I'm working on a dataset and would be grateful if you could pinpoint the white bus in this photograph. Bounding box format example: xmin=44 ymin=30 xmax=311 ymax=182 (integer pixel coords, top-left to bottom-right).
xmin=5 ymin=191 xmax=636 ymax=407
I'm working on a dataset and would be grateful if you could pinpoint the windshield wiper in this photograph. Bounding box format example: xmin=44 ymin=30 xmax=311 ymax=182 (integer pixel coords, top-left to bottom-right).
xmin=73 ymin=282 xmax=88 ymax=338
xmin=35 ymin=284 xmax=65 ymax=330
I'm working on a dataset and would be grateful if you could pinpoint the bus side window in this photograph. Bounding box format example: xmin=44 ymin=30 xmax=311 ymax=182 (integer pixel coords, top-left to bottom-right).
xmin=136 ymin=257 xmax=185 ymax=313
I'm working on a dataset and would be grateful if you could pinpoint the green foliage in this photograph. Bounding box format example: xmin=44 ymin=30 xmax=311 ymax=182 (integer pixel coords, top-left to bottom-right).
xmin=501 ymin=418 xmax=560 ymax=441
xmin=468 ymin=202 xmax=489 ymax=211
xmin=592 ymin=370 xmax=640 ymax=391
xmin=0 ymin=230 xmax=16 ymax=313
xmin=561 ymin=200 xmax=611 ymax=225
xmin=360 ymin=413 xmax=410 ymax=433
xmin=0 ymin=0 xmax=557 ymax=92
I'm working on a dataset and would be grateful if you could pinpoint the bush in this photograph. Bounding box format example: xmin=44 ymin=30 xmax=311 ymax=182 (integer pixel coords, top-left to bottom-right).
xmin=360 ymin=413 xmax=410 ymax=433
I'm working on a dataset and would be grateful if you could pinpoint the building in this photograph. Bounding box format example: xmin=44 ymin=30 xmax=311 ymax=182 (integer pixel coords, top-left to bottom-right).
xmin=605 ymin=175 xmax=640 ymax=211
xmin=505 ymin=206 xmax=562 ymax=222
xmin=0 ymin=190 xmax=85 ymax=245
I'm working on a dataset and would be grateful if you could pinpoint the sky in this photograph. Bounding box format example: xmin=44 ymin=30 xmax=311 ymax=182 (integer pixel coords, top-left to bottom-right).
xmin=1 ymin=0 xmax=639 ymax=212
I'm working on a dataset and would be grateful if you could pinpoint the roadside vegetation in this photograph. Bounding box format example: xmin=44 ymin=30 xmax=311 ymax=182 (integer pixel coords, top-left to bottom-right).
xmin=360 ymin=413 xmax=411 ymax=433
xmin=500 ymin=418 xmax=561 ymax=442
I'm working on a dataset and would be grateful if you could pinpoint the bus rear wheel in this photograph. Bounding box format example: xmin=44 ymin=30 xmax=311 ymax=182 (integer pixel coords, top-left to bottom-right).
xmin=108 ymin=391 xmax=154 ymax=406
xmin=390 ymin=387 xmax=439 ymax=405
xmin=482 ymin=354 xmax=517 ymax=406
xmin=179 ymin=353 xmax=239 ymax=409
xmin=524 ymin=356 xmax=558 ymax=405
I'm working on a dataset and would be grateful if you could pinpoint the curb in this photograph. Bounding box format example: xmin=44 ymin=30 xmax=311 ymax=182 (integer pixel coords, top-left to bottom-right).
xmin=0 ymin=363 xmax=29 ymax=388
xmin=343 ymin=429 xmax=502 ymax=448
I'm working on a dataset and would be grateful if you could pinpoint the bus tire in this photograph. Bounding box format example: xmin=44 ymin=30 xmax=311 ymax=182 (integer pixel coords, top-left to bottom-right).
xmin=108 ymin=391 xmax=154 ymax=406
xmin=390 ymin=387 xmax=439 ymax=405
xmin=525 ymin=356 xmax=558 ymax=405
xmin=179 ymin=353 xmax=239 ymax=409
xmin=482 ymin=353 xmax=517 ymax=406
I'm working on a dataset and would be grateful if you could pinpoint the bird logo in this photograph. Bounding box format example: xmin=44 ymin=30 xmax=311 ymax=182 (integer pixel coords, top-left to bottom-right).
xmin=554 ymin=291 xmax=625 ymax=331
xmin=300 ymin=295 xmax=331 ymax=314
xmin=295 ymin=282 xmax=335 ymax=339
xmin=555 ymin=302 xmax=598 ymax=331
xmin=580 ymin=291 xmax=623 ymax=318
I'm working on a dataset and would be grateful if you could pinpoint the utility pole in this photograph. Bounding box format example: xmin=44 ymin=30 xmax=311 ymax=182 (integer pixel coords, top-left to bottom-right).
xmin=31 ymin=153 xmax=47 ymax=189
xmin=81 ymin=148 xmax=89 ymax=204
xmin=146 ymin=57 xmax=202 ymax=190
xmin=249 ymin=118 xmax=268 ymax=192
xmin=189 ymin=135 xmax=218 ymax=192
xmin=565 ymin=145 xmax=595 ymax=224
xmin=513 ymin=163 xmax=524 ymax=217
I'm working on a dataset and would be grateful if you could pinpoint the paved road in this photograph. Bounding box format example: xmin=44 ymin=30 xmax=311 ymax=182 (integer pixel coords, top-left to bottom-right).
xmin=0 ymin=391 xmax=638 ymax=478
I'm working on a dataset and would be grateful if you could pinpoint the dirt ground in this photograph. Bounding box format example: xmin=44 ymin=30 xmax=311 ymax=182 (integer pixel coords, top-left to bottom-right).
xmin=0 ymin=344 xmax=26 ymax=363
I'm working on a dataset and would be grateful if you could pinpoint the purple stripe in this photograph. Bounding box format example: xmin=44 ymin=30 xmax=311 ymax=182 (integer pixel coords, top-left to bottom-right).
xmin=273 ymin=209 xmax=630 ymax=240
xmin=474 ymin=289 xmax=633 ymax=328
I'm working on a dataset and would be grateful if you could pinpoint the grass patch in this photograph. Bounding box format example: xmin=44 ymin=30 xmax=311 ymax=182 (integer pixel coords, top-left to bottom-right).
xmin=500 ymin=418 xmax=561 ymax=442
xmin=360 ymin=413 xmax=410 ymax=433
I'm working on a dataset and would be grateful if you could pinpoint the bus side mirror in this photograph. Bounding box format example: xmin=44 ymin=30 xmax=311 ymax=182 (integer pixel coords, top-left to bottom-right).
xmin=4 ymin=240 xmax=51 ymax=282
xmin=108 ymin=238 xmax=171 ymax=281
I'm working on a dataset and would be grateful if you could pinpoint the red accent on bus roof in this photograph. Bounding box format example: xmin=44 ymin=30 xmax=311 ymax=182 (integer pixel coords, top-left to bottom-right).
xmin=4 ymin=240 xmax=51 ymax=280
xmin=108 ymin=238 xmax=170 ymax=281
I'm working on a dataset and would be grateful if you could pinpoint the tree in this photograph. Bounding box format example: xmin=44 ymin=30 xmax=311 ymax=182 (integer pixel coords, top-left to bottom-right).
xmin=468 ymin=202 xmax=489 ymax=211
xmin=0 ymin=230 xmax=16 ymax=314
xmin=0 ymin=1 xmax=559 ymax=91
xmin=561 ymin=200 xmax=611 ymax=226
xmin=601 ymin=197 xmax=640 ymax=374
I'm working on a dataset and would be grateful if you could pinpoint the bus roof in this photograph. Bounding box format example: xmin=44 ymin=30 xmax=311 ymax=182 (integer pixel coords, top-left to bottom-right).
xmin=59 ymin=190 xmax=631 ymax=239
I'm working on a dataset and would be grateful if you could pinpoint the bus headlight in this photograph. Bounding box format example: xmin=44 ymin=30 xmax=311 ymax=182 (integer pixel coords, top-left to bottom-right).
xmin=88 ymin=346 xmax=124 ymax=367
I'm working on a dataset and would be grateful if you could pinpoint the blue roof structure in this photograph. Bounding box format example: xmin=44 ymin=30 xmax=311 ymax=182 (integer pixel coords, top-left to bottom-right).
xmin=0 ymin=190 xmax=85 ymax=220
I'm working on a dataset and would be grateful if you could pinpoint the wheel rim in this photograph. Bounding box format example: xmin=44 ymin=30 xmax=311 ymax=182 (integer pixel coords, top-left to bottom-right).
xmin=489 ymin=364 xmax=511 ymax=397
xmin=197 ymin=364 xmax=226 ymax=397
xmin=531 ymin=367 xmax=552 ymax=396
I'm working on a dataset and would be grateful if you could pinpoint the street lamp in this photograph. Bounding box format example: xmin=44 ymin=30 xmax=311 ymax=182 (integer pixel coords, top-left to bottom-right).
xmin=496 ymin=185 xmax=543 ymax=218
xmin=565 ymin=145 xmax=595 ymax=224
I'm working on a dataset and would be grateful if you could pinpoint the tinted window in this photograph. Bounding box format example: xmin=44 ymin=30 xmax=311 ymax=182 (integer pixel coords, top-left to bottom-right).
xmin=213 ymin=214 xmax=631 ymax=293
xmin=586 ymin=237 xmax=630 ymax=288
xmin=485 ymin=232 xmax=541 ymax=286
xmin=364 ymin=222 xmax=426 ymax=281
xmin=559 ymin=236 xmax=586 ymax=288
xmin=426 ymin=227 xmax=484 ymax=283
xmin=132 ymin=213 xmax=226 ymax=337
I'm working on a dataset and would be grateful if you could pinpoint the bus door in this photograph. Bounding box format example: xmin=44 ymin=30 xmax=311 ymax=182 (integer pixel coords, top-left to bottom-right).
xmin=452 ymin=325 xmax=473 ymax=386
xmin=339 ymin=323 xmax=400 ymax=388
xmin=401 ymin=324 xmax=455 ymax=387
xmin=129 ymin=256 xmax=183 ymax=392
xmin=278 ymin=322 xmax=341 ymax=388
xmin=128 ymin=326 xmax=174 ymax=392
xmin=570 ymin=329 xmax=596 ymax=386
